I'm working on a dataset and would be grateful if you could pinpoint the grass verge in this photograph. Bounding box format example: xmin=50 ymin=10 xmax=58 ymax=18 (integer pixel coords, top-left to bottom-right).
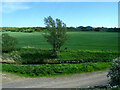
xmin=2 ymin=62 xmax=112 ymax=77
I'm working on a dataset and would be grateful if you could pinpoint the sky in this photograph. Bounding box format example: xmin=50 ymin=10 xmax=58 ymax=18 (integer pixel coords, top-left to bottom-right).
xmin=1 ymin=2 xmax=118 ymax=28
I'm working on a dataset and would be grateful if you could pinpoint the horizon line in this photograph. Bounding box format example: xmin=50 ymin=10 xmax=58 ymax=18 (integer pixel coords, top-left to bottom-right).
xmin=1 ymin=26 xmax=118 ymax=28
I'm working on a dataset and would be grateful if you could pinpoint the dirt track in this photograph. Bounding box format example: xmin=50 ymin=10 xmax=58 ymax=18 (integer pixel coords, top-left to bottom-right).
xmin=2 ymin=70 xmax=109 ymax=88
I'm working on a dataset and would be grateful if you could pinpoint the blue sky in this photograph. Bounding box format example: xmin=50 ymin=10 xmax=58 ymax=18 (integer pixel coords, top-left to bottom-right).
xmin=2 ymin=2 xmax=118 ymax=28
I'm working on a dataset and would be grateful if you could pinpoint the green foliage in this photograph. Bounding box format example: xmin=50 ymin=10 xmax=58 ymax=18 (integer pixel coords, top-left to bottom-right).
xmin=107 ymin=58 xmax=120 ymax=87
xmin=2 ymin=27 xmax=18 ymax=32
xmin=2 ymin=51 xmax=22 ymax=64
xmin=2 ymin=48 xmax=118 ymax=64
xmin=23 ymin=29 xmax=35 ymax=33
xmin=57 ymin=50 xmax=119 ymax=62
xmin=0 ymin=63 xmax=2 ymax=72
xmin=44 ymin=16 xmax=68 ymax=56
xmin=67 ymin=27 xmax=120 ymax=32
xmin=2 ymin=33 xmax=18 ymax=52
xmin=18 ymin=48 xmax=52 ymax=64
xmin=2 ymin=48 xmax=55 ymax=64
xmin=2 ymin=27 xmax=39 ymax=32
xmin=2 ymin=27 xmax=120 ymax=32
xmin=2 ymin=62 xmax=111 ymax=77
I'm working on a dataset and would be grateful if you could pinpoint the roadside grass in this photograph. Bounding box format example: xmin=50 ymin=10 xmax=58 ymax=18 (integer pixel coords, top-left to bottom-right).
xmin=2 ymin=31 xmax=118 ymax=51
xmin=2 ymin=62 xmax=112 ymax=77
xmin=2 ymin=48 xmax=117 ymax=77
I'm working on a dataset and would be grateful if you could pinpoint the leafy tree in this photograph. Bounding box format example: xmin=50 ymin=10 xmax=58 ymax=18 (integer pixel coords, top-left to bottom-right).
xmin=43 ymin=16 xmax=68 ymax=57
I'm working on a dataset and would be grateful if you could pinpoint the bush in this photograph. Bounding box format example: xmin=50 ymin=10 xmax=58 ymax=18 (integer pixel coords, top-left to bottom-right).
xmin=107 ymin=57 xmax=120 ymax=87
xmin=2 ymin=62 xmax=111 ymax=77
xmin=2 ymin=33 xmax=18 ymax=52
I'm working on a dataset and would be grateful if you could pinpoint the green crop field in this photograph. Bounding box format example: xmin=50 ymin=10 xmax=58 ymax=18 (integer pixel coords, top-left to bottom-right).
xmin=3 ymin=31 xmax=118 ymax=51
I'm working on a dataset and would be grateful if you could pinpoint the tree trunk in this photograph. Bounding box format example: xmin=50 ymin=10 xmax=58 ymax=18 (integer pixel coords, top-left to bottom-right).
xmin=52 ymin=40 xmax=57 ymax=58
xmin=53 ymin=40 xmax=56 ymax=53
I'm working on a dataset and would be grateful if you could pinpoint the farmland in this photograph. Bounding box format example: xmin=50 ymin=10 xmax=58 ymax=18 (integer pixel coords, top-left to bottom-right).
xmin=1 ymin=2 xmax=120 ymax=88
xmin=1 ymin=30 xmax=119 ymax=80
xmin=3 ymin=31 xmax=118 ymax=51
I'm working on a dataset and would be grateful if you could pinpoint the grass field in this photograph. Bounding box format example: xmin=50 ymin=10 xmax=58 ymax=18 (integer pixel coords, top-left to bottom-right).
xmin=3 ymin=31 xmax=118 ymax=51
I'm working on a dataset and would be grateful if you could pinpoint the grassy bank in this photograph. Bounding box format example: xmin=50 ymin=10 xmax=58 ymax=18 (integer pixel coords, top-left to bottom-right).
xmin=2 ymin=48 xmax=118 ymax=64
xmin=2 ymin=62 xmax=112 ymax=77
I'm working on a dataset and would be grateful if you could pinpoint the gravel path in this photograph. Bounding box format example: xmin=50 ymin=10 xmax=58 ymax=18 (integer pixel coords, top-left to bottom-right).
xmin=2 ymin=70 xmax=109 ymax=88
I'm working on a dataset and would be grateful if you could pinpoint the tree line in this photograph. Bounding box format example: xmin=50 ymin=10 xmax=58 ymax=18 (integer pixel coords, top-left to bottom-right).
xmin=1 ymin=26 xmax=120 ymax=32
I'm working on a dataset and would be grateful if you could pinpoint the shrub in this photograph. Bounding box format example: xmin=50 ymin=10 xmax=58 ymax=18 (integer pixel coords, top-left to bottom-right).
xmin=107 ymin=57 xmax=120 ymax=87
xmin=2 ymin=33 xmax=18 ymax=52
xmin=2 ymin=62 xmax=111 ymax=77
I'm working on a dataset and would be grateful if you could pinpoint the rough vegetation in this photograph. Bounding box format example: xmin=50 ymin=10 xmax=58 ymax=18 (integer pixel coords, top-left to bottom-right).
xmin=2 ymin=33 xmax=18 ymax=52
xmin=107 ymin=57 xmax=120 ymax=87
xmin=2 ymin=62 xmax=111 ymax=77
xmin=2 ymin=48 xmax=118 ymax=64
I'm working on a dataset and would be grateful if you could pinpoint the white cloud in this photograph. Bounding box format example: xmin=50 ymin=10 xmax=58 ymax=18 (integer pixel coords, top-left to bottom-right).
xmin=1 ymin=0 xmax=119 ymax=14
xmin=2 ymin=0 xmax=120 ymax=2
xmin=2 ymin=2 xmax=30 ymax=13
